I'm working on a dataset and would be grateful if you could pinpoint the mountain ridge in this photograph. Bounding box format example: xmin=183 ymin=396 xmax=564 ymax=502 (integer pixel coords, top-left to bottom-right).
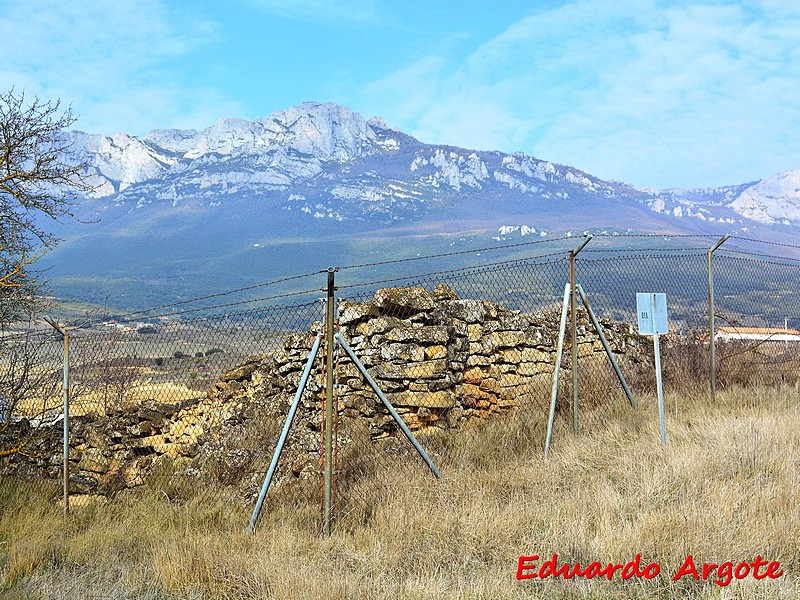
xmin=69 ymin=101 xmax=800 ymax=228
xmin=37 ymin=101 xmax=800 ymax=310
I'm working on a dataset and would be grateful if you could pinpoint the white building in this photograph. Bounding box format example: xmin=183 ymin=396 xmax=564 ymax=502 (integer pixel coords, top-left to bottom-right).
xmin=715 ymin=326 xmax=800 ymax=343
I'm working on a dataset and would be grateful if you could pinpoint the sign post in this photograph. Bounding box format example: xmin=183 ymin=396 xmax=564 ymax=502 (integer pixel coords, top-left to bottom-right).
xmin=636 ymin=293 xmax=668 ymax=448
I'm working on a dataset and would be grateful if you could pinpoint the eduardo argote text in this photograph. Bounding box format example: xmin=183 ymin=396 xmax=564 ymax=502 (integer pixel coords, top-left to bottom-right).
xmin=516 ymin=553 xmax=783 ymax=587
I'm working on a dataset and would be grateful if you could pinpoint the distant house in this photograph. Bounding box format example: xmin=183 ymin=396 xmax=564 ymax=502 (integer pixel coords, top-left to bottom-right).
xmin=715 ymin=326 xmax=800 ymax=343
xmin=100 ymin=320 xmax=134 ymax=333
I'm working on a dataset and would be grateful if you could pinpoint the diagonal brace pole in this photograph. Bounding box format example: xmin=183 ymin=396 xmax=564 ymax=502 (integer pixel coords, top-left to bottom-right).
xmin=545 ymin=283 xmax=571 ymax=459
xmin=247 ymin=333 xmax=322 ymax=535
xmin=334 ymin=333 xmax=442 ymax=479
xmin=576 ymin=284 xmax=637 ymax=409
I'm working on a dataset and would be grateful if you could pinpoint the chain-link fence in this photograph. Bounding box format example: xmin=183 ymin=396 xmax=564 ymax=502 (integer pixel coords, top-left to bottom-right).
xmin=3 ymin=234 xmax=800 ymax=533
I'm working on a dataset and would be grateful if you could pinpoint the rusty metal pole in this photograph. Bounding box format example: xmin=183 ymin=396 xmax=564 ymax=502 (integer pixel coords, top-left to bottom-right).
xmin=570 ymin=235 xmax=592 ymax=437
xmin=707 ymin=234 xmax=730 ymax=401
xmin=322 ymin=268 xmax=337 ymax=536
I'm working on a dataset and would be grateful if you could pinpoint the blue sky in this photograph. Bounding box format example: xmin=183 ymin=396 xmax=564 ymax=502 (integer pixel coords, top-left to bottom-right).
xmin=1 ymin=0 xmax=798 ymax=189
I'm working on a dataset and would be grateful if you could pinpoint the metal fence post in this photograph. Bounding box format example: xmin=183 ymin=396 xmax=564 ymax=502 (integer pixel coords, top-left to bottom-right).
xmin=44 ymin=316 xmax=69 ymax=516
xmin=707 ymin=234 xmax=730 ymax=400
xmin=322 ymin=267 xmax=337 ymax=536
xmin=570 ymin=235 xmax=592 ymax=437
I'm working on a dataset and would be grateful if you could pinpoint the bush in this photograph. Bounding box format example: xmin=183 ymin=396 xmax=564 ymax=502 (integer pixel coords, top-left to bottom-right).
xmin=173 ymin=351 xmax=185 ymax=359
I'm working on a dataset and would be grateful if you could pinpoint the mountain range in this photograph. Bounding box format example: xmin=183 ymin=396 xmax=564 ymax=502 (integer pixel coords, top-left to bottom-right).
xmin=38 ymin=101 xmax=800 ymax=311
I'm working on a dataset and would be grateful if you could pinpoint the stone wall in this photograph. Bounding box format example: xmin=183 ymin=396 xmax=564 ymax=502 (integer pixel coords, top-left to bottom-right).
xmin=0 ymin=285 xmax=643 ymax=498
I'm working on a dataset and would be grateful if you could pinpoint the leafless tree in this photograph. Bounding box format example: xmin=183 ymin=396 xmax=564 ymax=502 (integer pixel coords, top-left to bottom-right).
xmin=0 ymin=89 xmax=93 ymax=458
xmin=0 ymin=88 xmax=91 ymax=322
xmin=0 ymin=326 xmax=61 ymax=458
xmin=98 ymin=352 xmax=143 ymax=413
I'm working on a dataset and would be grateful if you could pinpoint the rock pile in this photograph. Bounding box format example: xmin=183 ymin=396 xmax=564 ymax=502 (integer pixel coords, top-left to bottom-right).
xmin=0 ymin=286 xmax=642 ymax=497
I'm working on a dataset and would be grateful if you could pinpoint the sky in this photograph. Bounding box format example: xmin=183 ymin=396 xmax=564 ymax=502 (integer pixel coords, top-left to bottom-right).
xmin=1 ymin=0 xmax=798 ymax=190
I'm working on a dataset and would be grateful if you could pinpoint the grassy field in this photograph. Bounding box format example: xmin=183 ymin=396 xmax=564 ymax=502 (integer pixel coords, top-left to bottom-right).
xmin=1 ymin=385 xmax=798 ymax=599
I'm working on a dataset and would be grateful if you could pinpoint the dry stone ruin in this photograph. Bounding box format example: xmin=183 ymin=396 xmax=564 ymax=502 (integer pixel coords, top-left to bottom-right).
xmin=0 ymin=285 xmax=643 ymax=499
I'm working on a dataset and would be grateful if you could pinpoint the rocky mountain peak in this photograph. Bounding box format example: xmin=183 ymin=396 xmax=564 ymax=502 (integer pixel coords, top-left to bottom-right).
xmin=257 ymin=101 xmax=379 ymax=161
xmin=65 ymin=100 xmax=799 ymax=232
xmin=70 ymin=102 xmax=390 ymax=198
xmin=729 ymin=169 xmax=800 ymax=225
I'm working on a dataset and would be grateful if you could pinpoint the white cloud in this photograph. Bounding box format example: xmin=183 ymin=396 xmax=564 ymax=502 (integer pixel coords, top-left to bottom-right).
xmin=356 ymin=0 xmax=800 ymax=188
xmin=2 ymin=0 xmax=797 ymax=190
xmin=243 ymin=0 xmax=383 ymax=23
xmin=0 ymin=0 xmax=242 ymax=135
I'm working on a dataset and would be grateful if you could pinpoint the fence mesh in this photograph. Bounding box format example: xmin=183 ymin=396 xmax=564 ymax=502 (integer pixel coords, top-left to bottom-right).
xmin=3 ymin=235 xmax=800 ymax=532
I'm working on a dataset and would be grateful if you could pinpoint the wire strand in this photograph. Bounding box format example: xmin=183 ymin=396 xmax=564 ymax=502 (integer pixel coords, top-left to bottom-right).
xmin=336 ymin=235 xmax=574 ymax=270
xmin=337 ymin=252 xmax=569 ymax=292
xmin=113 ymin=271 xmax=321 ymax=322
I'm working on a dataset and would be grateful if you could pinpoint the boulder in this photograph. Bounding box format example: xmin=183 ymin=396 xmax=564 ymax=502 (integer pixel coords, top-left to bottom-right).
xmin=374 ymin=287 xmax=435 ymax=316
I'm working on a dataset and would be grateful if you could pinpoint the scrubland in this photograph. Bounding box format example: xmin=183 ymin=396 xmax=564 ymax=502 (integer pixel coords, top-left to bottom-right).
xmin=1 ymin=385 xmax=798 ymax=599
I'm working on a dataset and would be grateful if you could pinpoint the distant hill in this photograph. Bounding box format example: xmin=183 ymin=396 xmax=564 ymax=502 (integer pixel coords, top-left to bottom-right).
xmin=38 ymin=101 xmax=800 ymax=310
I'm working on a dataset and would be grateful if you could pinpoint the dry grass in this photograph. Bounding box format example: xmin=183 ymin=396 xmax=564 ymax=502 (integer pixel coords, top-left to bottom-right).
xmin=1 ymin=385 xmax=798 ymax=599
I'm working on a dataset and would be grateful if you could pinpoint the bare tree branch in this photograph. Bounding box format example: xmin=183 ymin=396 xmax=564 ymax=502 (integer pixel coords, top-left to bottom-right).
xmin=0 ymin=326 xmax=62 ymax=458
xmin=0 ymin=89 xmax=93 ymax=457
xmin=0 ymin=88 xmax=92 ymax=322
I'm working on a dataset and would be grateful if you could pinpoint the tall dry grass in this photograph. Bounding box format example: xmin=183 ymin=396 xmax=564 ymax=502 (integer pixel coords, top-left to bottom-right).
xmin=1 ymin=385 xmax=798 ymax=599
